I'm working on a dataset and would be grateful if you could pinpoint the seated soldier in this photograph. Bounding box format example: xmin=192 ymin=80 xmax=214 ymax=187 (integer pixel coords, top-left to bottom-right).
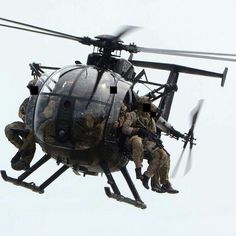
xmin=5 ymin=97 xmax=36 ymax=170
xmin=122 ymin=96 xmax=183 ymax=193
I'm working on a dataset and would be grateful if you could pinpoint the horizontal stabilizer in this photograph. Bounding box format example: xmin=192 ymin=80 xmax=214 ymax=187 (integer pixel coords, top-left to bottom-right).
xmin=130 ymin=60 xmax=227 ymax=86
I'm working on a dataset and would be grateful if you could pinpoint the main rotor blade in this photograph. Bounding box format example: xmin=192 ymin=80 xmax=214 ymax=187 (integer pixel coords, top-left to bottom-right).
xmin=137 ymin=46 xmax=236 ymax=62
xmin=114 ymin=25 xmax=140 ymax=40
xmin=0 ymin=23 xmax=78 ymax=41
xmin=138 ymin=46 xmax=236 ymax=57
xmin=171 ymin=148 xmax=185 ymax=178
xmin=184 ymin=148 xmax=193 ymax=176
xmin=0 ymin=17 xmax=82 ymax=42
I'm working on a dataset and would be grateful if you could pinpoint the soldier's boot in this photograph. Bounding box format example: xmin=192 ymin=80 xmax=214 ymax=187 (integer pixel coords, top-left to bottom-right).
xmin=135 ymin=167 xmax=143 ymax=180
xmin=11 ymin=152 xmax=29 ymax=171
xmin=20 ymin=148 xmax=35 ymax=170
xmin=11 ymin=150 xmax=23 ymax=165
xmin=151 ymin=184 xmax=165 ymax=193
xmin=11 ymin=159 xmax=30 ymax=171
xmin=11 ymin=149 xmax=34 ymax=171
xmin=161 ymin=182 xmax=179 ymax=194
xmin=142 ymin=174 xmax=150 ymax=190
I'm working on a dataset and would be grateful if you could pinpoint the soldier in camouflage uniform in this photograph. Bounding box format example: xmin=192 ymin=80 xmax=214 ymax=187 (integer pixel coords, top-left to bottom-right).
xmin=5 ymin=98 xmax=36 ymax=170
xmin=149 ymin=101 xmax=184 ymax=193
xmin=73 ymin=113 xmax=106 ymax=150
xmin=122 ymin=96 xmax=182 ymax=193
xmin=150 ymin=154 xmax=171 ymax=193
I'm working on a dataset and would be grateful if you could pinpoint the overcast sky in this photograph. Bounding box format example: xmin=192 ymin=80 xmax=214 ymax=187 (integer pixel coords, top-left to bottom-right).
xmin=0 ymin=0 xmax=236 ymax=236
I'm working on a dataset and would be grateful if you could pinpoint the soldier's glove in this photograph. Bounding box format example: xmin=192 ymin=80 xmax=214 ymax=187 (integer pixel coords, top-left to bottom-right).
xmin=137 ymin=128 xmax=164 ymax=148
xmin=11 ymin=147 xmax=33 ymax=167
xmin=169 ymin=127 xmax=185 ymax=140
xmin=137 ymin=128 xmax=150 ymax=138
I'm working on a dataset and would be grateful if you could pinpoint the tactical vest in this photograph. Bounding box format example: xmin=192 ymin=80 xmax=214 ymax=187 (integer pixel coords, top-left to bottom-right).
xmin=134 ymin=110 xmax=155 ymax=131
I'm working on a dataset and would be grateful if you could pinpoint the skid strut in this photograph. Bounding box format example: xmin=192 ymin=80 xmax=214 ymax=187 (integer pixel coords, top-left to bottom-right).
xmin=1 ymin=154 xmax=69 ymax=193
xmin=100 ymin=160 xmax=146 ymax=209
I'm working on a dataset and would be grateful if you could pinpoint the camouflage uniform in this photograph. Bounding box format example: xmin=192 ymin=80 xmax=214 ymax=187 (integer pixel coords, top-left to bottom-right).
xmin=135 ymin=96 xmax=180 ymax=192
xmin=5 ymin=98 xmax=36 ymax=170
xmin=150 ymin=154 xmax=170 ymax=191
xmin=36 ymin=96 xmax=60 ymax=144
xmin=146 ymin=102 xmax=178 ymax=192
xmin=73 ymin=115 xmax=106 ymax=150
xmin=5 ymin=98 xmax=29 ymax=149
xmin=5 ymin=121 xmax=25 ymax=149
xmin=113 ymin=103 xmax=127 ymax=129
xmin=122 ymin=110 xmax=169 ymax=179
xmin=122 ymin=96 xmax=179 ymax=193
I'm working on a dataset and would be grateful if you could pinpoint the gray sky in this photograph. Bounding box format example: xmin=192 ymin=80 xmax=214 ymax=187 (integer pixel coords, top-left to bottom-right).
xmin=0 ymin=0 xmax=236 ymax=235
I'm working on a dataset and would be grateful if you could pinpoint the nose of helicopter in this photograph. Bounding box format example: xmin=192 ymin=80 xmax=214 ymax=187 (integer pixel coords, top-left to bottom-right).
xmin=33 ymin=65 xmax=115 ymax=150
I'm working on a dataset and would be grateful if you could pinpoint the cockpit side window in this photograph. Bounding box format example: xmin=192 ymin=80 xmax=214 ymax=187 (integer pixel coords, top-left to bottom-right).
xmin=103 ymin=78 xmax=132 ymax=142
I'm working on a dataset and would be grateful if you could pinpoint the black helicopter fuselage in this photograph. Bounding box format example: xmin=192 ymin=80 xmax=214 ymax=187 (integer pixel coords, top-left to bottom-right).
xmin=26 ymin=62 xmax=133 ymax=175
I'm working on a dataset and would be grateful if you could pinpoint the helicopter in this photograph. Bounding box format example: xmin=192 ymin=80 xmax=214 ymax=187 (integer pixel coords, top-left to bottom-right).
xmin=0 ymin=17 xmax=235 ymax=209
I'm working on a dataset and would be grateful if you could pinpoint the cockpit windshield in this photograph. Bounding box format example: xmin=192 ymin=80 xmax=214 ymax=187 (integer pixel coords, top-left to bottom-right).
xmin=34 ymin=65 xmax=131 ymax=150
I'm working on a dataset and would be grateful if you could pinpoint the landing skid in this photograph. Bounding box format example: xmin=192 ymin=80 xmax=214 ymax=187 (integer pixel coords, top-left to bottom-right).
xmin=104 ymin=187 xmax=146 ymax=209
xmin=1 ymin=170 xmax=44 ymax=193
xmin=1 ymin=154 xmax=69 ymax=193
xmin=1 ymin=155 xmax=146 ymax=209
xmin=100 ymin=161 xmax=147 ymax=209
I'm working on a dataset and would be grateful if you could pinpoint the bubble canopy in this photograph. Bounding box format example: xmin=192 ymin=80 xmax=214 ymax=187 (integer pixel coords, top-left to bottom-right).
xmin=34 ymin=65 xmax=131 ymax=150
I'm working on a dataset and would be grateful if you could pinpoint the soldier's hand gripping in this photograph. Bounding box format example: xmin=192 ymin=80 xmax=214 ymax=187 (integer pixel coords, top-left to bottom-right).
xmin=136 ymin=128 xmax=150 ymax=138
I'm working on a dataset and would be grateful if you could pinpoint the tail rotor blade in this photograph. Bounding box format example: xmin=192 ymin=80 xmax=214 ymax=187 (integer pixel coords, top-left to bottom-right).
xmin=171 ymin=148 xmax=185 ymax=178
xmin=172 ymin=99 xmax=203 ymax=178
xmin=183 ymin=100 xmax=203 ymax=176
xmin=190 ymin=99 xmax=204 ymax=131
xmin=184 ymin=148 xmax=193 ymax=176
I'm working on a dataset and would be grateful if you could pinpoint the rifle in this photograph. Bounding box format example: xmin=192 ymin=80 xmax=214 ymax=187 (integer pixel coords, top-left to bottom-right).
xmin=137 ymin=128 xmax=164 ymax=149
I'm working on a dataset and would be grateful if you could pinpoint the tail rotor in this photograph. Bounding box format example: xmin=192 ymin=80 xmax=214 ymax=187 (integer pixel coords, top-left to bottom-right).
xmin=171 ymin=99 xmax=204 ymax=178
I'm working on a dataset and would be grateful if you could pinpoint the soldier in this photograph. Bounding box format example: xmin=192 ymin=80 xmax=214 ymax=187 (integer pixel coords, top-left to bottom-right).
xmin=5 ymin=97 xmax=36 ymax=170
xmin=150 ymin=154 xmax=172 ymax=193
xmin=150 ymin=102 xmax=184 ymax=193
xmin=122 ymin=96 xmax=183 ymax=193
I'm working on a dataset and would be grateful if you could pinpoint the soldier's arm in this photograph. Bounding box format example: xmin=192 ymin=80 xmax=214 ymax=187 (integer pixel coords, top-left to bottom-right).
xmin=18 ymin=98 xmax=29 ymax=121
xmin=150 ymin=118 xmax=157 ymax=133
xmin=121 ymin=111 xmax=138 ymax=136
